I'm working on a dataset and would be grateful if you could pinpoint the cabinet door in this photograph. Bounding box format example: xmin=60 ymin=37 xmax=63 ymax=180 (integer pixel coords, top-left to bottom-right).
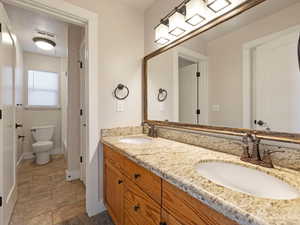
xmin=105 ymin=161 xmax=124 ymax=225
xmin=161 ymin=210 xmax=184 ymax=225
xmin=124 ymin=178 xmax=161 ymax=225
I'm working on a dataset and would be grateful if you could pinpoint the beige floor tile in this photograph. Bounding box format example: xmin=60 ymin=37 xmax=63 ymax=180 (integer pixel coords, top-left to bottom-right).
xmin=52 ymin=201 xmax=86 ymax=224
xmin=25 ymin=212 xmax=53 ymax=225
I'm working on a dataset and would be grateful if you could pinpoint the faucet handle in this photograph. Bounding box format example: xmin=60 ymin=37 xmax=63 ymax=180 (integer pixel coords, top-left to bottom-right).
xmin=261 ymin=150 xmax=285 ymax=168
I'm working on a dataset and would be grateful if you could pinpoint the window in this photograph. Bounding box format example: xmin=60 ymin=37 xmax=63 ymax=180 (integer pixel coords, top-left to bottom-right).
xmin=27 ymin=70 xmax=59 ymax=107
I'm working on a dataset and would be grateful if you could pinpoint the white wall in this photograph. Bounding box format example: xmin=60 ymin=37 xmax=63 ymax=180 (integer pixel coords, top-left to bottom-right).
xmin=63 ymin=0 xmax=144 ymax=215
xmin=22 ymin=52 xmax=63 ymax=156
xmin=148 ymin=50 xmax=175 ymax=121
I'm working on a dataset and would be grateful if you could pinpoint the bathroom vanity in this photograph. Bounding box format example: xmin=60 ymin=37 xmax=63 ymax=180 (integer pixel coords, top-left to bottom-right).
xmin=101 ymin=134 xmax=300 ymax=225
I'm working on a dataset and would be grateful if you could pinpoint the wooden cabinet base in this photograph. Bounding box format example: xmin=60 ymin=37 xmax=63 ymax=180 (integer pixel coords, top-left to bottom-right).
xmin=103 ymin=144 xmax=239 ymax=225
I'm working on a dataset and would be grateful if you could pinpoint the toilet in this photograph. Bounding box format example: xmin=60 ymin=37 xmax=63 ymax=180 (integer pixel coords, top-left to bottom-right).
xmin=31 ymin=125 xmax=55 ymax=165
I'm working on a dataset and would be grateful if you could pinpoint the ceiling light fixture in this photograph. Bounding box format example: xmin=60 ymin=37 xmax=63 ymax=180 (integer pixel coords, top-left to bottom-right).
xmin=33 ymin=37 xmax=56 ymax=51
xmin=153 ymin=0 xmax=239 ymax=46
xmin=206 ymin=0 xmax=231 ymax=13
xmin=186 ymin=0 xmax=206 ymax=26
xmin=169 ymin=8 xmax=187 ymax=37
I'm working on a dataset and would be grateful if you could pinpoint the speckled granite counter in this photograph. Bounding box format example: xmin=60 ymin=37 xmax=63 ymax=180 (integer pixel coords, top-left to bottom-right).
xmin=101 ymin=134 xmax=300 ymax=225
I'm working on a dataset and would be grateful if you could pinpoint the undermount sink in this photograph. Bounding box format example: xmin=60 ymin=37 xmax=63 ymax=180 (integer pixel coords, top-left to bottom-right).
xmin=196 ymin=161 xmax=300 ymax=200
xmin=119 ymin=137 xmax=152 ymax=144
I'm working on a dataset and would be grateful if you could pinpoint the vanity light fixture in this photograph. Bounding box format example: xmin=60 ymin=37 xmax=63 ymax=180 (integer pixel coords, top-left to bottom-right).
xmin=186 ymin=0 xmax=206 ymax=26
xmin=155 ymin=20 xmax=170 ymax=45
xmin=169 ymin=8 xmax=187 ymax=37
xmin=206 ymin=0 xmax=231 ymax=13
xmin=33 ymin=37 xmax=56 ymax=51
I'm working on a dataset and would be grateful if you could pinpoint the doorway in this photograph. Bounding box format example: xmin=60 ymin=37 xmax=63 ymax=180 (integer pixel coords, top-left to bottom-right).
xmin=173 ymin=47 xmax=208 ymax=125
xmin=0 ymin=1 xmax=99 ymax=224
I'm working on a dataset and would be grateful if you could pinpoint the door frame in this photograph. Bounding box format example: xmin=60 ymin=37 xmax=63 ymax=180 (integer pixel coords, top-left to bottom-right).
xmin=2 ymin=0 xmax=103 ymax=216
xmin=172 ymin=47 xmax=208 ymax=124
xmin=242 ymin=25 xmax=300 ymax=129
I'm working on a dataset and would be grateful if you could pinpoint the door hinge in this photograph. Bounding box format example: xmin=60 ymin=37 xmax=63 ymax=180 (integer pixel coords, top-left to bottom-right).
xmin=0 ymin=196 xmax=2 ymax=207
xmin=0 ymin=23 xmax=2 ymax=33
xmin=80 ymin=156 xmax=83 ymax=163
xmin=196 ymin=109 xmax=201 ymax=115
xmin=79 ymin=61 xmax=83 ymax=69
xmin=0 ymin=109 xmax=2 ymax=120
xmin=196 ymin=72 xmax=200 ymax=77
xmin=80 ymin=109 xmax=83 ymax=116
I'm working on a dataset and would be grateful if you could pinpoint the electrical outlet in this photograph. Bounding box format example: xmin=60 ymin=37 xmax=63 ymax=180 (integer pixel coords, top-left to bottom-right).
xmin=116 ymin=100 xmax=124 ymax=112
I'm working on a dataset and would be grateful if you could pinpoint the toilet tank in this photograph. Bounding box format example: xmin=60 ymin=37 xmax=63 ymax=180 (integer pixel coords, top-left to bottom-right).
xmin=31 ymin=125 xmax=55 ymax=142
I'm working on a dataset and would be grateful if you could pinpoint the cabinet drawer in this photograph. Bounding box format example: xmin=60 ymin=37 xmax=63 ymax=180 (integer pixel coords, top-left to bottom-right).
xmin=104 ymin=144 xmax=124 ymax=171
xmin=162 ymin=181 xmax=238 ymax=225
xmin=123 ymin=157 xmax=161 ymax=204
xmin=124 ymin=178 xmax=161 ymax=225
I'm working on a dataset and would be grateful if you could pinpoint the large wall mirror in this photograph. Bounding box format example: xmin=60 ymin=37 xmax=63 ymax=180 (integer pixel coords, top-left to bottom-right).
xmin=144 ymin=0 xmax=300 ymax=143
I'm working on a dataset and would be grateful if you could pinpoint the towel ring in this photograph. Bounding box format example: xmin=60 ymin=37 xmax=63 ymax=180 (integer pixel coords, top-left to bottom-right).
xmin=157 ymin=88 xmax=168 ymax=102
xmin=114 ymin=84 xmax=129 ymax=100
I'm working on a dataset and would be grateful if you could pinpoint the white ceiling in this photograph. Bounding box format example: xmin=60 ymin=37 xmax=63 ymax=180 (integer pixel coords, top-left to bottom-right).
xmin=4 ymin=3 xmax=68 ymax=57
xmin=116 ymin=0 xmax=157 ymax=11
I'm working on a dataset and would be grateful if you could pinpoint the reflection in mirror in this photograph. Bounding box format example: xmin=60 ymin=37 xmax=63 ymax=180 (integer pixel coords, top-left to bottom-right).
xmin=147 ymin=0 xmax=300 ymax=134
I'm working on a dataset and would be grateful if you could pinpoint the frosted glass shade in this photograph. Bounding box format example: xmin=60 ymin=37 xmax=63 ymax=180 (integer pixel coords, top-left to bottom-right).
xmin=155 ymin=23 xmax=170 ymax=45
xmin=207 ymin=0 xmax=231 ymax=13
xmin=186 ymin=0 xmax=206 ymax=26
xmin=169 ymin=11 xmax=186 ymax=36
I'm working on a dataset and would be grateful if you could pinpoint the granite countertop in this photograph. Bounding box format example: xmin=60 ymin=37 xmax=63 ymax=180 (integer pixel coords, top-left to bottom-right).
xmin=101 ymin=134 xmax=300 ymax=225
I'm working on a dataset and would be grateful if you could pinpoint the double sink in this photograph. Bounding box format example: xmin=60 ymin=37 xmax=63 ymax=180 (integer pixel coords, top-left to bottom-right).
xmin=119 ymin=136 xmax=300 ymax=200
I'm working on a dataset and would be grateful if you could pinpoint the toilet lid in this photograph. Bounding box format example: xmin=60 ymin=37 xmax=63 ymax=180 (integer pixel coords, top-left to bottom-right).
xmin=32 ymin=141 xmax=53 ymax=147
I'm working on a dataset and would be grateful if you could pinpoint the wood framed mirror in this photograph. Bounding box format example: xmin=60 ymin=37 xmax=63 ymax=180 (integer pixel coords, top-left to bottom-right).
xmin=143 ymin=0 xmax=300 ymax=144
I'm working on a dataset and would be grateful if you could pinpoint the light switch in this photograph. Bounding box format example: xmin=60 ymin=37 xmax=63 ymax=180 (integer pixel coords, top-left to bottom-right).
xmin=212 ymin=104 xmax=220 ymax=112
xmin=116 ymin=100 xmax=124 ymax=112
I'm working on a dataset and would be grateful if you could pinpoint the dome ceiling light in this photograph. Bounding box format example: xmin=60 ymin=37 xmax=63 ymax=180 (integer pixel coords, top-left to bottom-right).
xmin=33 ymin=37 xmax=56 ymax=51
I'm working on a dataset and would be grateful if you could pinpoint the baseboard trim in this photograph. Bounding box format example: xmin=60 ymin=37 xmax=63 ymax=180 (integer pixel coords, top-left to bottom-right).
xmin=87 ymin=199 xmax=106 ymax=217
xmin=65 ymin=169 xmax=80 ymax=181
xmin=23 ymin=152 xmax=35 ymax=160
xmin=16 ymin=153 xmax=24 ymax=167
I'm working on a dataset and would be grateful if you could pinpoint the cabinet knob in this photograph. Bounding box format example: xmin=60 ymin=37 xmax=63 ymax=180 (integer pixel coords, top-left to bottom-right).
xmin=134 ymin=174 xmax=141 ymax=179
xmin=118 ymin=180 xmax=123 ymax=184
xmin=133 ymin=205 xmax=140 ymax=211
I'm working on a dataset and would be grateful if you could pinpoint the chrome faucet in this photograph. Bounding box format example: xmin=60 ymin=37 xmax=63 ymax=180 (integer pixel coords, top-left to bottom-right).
xmin=240 ymin=133 xmax=284 ymax=168
xmin=147 ymin=124 xmax=158 ymax=138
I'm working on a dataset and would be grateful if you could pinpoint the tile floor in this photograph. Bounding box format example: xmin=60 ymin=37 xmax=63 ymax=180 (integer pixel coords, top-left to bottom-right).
xmin=9 ymin=155 xmax=114 ymax=225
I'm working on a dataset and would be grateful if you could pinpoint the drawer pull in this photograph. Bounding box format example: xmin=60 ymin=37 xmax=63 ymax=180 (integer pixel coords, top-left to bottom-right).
xmin=118 ymin=180 xmax=123 ymax=184
xmin=134 ymin=173 xmax=141 ymax=179
xmin=160 ymin=223 xmax=167 ymax=225
xmin=133 ymin=205 xmax=140 ymax=211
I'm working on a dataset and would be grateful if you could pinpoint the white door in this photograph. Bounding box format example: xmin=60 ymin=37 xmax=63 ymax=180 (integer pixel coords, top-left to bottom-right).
xmin=79 ymin=40 xmax=87 ymax=185
xmin=254 ymin=30 xmax=300 ymax=133
xmin=179 ymin=63 xmax=198 ymax=124
xmin=0 ymin=10 xmax=17 ymax=225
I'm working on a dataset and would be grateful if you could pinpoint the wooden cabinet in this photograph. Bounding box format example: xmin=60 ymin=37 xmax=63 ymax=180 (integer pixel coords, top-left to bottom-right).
xmin=103 ymin=144 xmax=239 ymax=225
xmin=104 ymin=161 xmax=124 ymax=225
xmin=124 ymin=178 xmax=161 ymax=225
